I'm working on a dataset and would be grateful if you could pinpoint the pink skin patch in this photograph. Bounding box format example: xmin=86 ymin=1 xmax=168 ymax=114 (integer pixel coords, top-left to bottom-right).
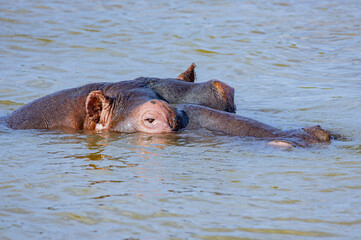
xmin=119 ymin=100 xmax=177 ymax=134
xmin=268 ymin=140 xmax=295 ymax=148
xmin=138 ymin=100 xmax=177 ymax=133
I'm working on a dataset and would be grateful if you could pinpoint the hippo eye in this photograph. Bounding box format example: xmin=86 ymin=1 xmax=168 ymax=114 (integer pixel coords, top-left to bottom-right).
xmin=145 ymin=118 xmax=155 ymax=124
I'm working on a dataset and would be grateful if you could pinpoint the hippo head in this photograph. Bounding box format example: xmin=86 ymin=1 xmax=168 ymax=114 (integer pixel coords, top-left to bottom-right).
xmin=84 ymin=90 xmax=184 ymax=134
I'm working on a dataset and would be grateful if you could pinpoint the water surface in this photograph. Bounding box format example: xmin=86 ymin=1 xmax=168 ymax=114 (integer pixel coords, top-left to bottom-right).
xmin=1 ymin=0 xmax=361 ymax=239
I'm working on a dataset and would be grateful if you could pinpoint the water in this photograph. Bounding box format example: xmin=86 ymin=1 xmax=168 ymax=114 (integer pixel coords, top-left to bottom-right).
xmin=1 ymin=0 xmax=361 ymax=239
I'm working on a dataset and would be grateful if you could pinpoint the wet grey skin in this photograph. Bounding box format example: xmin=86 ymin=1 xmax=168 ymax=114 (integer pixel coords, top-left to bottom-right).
xmin=176 ymin=103 xmax=331 ymax=147
xmin=1 ymin=64 xmax=332 ymax=147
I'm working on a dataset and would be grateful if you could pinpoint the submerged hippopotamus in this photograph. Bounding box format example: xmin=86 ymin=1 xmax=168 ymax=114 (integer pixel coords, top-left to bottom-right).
xmin=1 ymin=64 xmax=331 ymax=147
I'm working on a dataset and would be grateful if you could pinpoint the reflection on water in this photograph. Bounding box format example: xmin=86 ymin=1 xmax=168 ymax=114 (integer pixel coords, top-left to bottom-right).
xmin=1 ymin=0 xmax=361 ymax=239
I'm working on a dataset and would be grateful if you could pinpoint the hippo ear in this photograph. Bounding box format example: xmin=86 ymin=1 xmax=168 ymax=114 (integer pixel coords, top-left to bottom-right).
xmin=85 ymin=90 xmax=112 ymax=125
xmin=177 ymin=63 xmax=196 ymax=82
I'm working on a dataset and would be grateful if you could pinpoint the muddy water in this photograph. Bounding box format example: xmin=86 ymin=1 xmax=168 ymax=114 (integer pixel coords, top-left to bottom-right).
xmin=1 ymin=0 xmax=361 ymax=239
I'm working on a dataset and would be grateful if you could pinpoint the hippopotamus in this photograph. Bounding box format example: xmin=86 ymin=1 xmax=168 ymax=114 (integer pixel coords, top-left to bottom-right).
xmin=1 ymin=64 xmax=331 ymax=147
